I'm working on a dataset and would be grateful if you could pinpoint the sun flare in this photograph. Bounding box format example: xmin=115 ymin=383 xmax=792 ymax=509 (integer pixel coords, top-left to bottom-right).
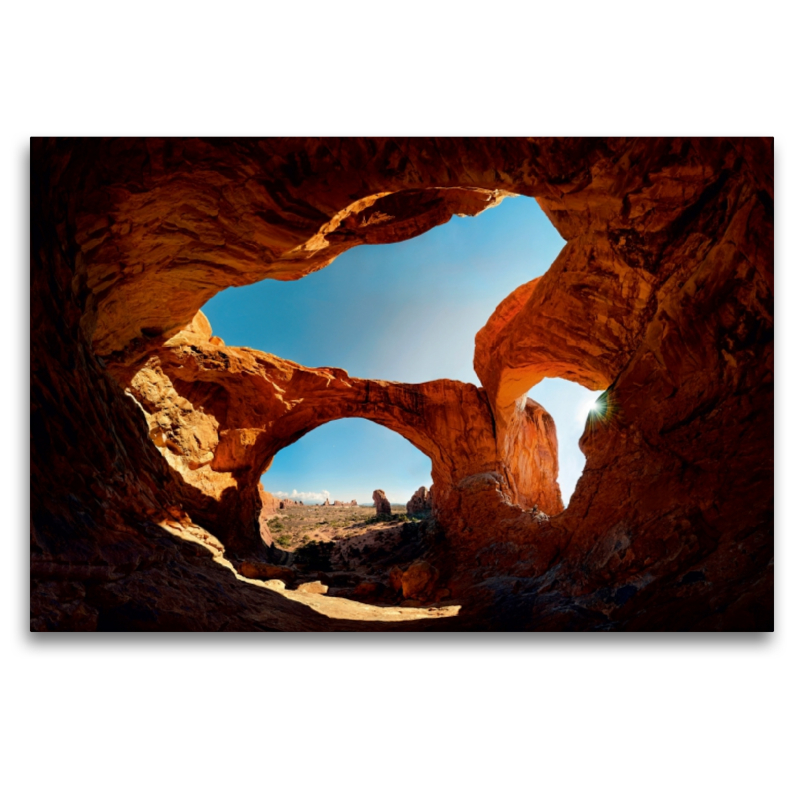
xmin=578 ymin=391 xmax=605 ymax=422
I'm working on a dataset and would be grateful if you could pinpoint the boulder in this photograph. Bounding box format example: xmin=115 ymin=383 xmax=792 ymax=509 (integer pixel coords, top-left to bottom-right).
xmin=401 ymin=560 xmax=439 ymax=601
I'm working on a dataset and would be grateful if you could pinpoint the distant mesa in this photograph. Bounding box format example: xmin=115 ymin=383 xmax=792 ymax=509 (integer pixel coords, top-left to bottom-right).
xmin=372 ymin=489 xmax=391 ymax=515
xmin=406 ymin=486 xmax=432 ymax=515
xmin=280 ymin=498 xmax=304 ymax=508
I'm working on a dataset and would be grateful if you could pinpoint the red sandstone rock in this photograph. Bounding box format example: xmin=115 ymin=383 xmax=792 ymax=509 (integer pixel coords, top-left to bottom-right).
xmin=406 ymin=486 xmax=432 ymax=515
xmin=349 ymin=582 xmax=386 ymax=602
xmin=239 ymin=562 xmax=296 ymax=584
xmin=258 ymin=485 xmax=281 ymax=514
xmin=30 ymin=137 xmax=773 ymax=631
xmin=401 ymin=561 xmax=439 ymax=601
xmin=126 ymin=309 xmax=564 ymax=555
xmin=372 ymin=490 xmax=391 ymax=516
xmin=389 ymin=567 xmax=404 ymax=594
xmin=279 ymin=499 xmax=303 ymax=508
xmin=257 ymin=485 xmax=280 ymax=546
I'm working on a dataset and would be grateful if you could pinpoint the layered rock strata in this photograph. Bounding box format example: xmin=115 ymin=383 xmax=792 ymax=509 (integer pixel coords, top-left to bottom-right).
xmin=31 ymin=137 xmax=773 ymax=631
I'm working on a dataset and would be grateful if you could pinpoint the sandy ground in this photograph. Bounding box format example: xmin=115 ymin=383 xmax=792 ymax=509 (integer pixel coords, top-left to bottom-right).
xmin=264 ymin=504 xmax=414 ymax=551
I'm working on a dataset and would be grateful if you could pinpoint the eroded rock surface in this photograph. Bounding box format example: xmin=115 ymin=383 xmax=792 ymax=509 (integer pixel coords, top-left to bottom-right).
xmin=372 ymin=490 xmax=391 ymax=516
xmin=257 ymin=485 xmax=280 ymax=546
xmin=407 ymin=487 xmax=432 ymax=515
xmin=401 ymin=560 xmax=439 ymax=601
xmin=31 ymin=137 xmax=773 ymax=631
xmin=122 ymin=315 xmax=562 ymax=558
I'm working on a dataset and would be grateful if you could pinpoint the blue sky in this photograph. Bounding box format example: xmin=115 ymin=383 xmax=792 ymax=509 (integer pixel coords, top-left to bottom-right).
xmin=201 ymin=196 xmax=600 ymax=506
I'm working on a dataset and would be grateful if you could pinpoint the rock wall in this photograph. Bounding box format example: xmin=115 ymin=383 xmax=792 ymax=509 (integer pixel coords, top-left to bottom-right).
xmin=31 ymin=137 xmax=773 ymax=630
xmin=257 ymin=487 xmax=278 ymax=547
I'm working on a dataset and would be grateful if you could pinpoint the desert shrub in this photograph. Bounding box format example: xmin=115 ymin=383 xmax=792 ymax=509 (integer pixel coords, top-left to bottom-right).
xmin=274 ymin=534 xmax=292 ymax=547
xmin=360 ymin=513 xmax=390 ymax=525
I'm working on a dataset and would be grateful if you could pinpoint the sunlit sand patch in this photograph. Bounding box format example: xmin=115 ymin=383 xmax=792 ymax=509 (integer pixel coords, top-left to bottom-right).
xmin=158 ymin=517 xmax=460 ymax=622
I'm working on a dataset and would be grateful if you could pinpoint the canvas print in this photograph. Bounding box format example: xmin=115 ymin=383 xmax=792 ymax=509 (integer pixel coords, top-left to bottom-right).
xmin=30 ymin=137 xmax=773 ymax=631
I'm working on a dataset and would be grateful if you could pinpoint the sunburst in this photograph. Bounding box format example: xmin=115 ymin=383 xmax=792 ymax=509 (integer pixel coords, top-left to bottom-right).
xmin=585 ymin=390 xmax=616 ymax=434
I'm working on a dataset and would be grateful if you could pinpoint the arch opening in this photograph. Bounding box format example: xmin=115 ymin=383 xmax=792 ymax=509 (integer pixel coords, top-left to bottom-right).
xmin=262 ymin=418 xmax=433 ymax=511
xmin=526 ymin=379 xmax=605 ymax=507
xmin=256 ymin=419 xmax=440 ymax=605
xmin=199 ymin=195 xmax=595 ymax=520
xmin=201 ymin=195 xmax=564 ymax=385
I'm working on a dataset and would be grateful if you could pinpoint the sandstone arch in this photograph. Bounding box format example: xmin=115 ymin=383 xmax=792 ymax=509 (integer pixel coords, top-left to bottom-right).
xmin=127 ymin=310 xmax=562 ymax=556
xmin=31 ymin=137 xmax=773 ymax=630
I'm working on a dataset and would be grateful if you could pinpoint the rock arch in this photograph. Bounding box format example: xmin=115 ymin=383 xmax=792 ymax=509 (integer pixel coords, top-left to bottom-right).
xmin=128 ymin=310 xmax=562 ymax=556
xmin=31 ymin=137 xmax=773 ymax=630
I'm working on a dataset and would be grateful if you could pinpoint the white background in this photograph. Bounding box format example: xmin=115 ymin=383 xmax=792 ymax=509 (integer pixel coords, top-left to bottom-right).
xmin=4 ymin=2 xmax=797 ymax=798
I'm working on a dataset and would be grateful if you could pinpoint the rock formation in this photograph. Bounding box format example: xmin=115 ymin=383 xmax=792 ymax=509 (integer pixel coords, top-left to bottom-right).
xmin=400 ymin=561 xmax=439 ymax=602
xmin=372 ymin=490 xmax=391 ymax=516
xmin=30 ymin=137 xmax=773 ymax=631
xmin=258 ymin=486 xmax=281 ymax=514
xmin=407 ymin=487 xmax=432 ymax=515
xmin=279 ymin=499 xmax=303 ymax=508
xmin=257 ymin=485 xmax=281 ymax=545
